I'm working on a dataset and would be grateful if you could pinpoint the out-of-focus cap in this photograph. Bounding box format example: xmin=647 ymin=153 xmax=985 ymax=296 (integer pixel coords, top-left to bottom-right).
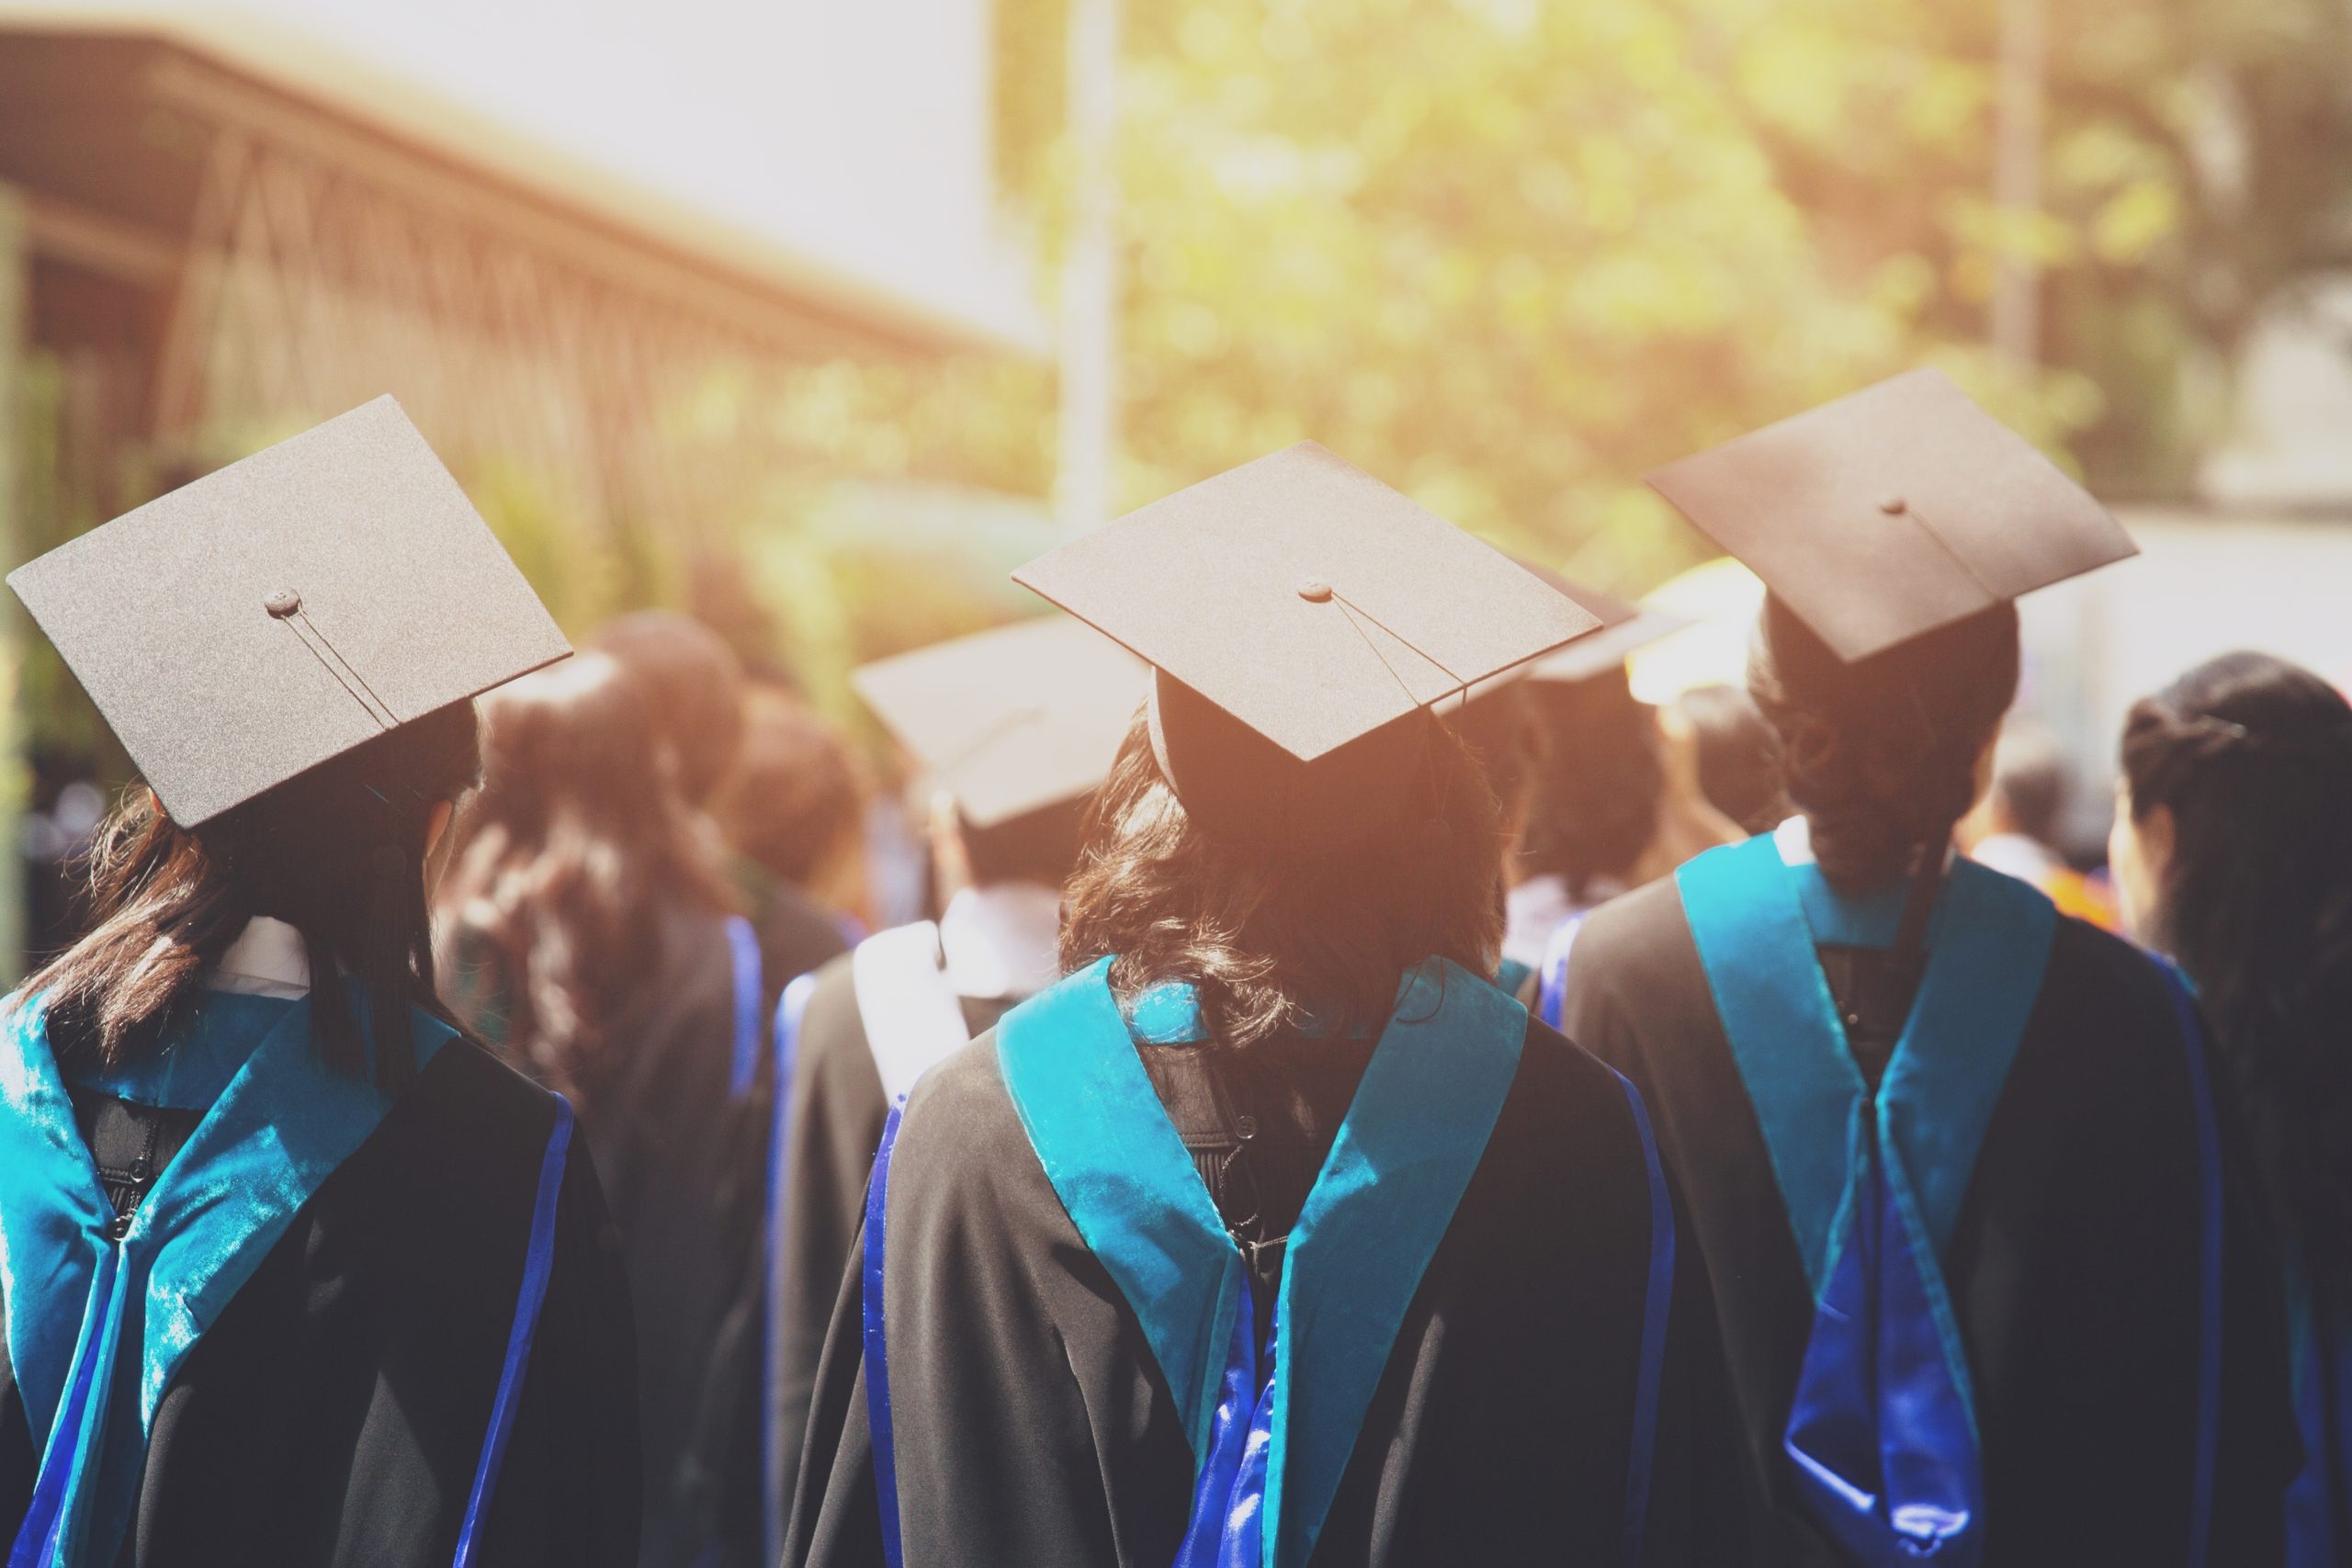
xmin=6 ymin=396 xmax=570 ymax=826
xmin=851 ymin=615 xmax=1146 ymax=829
xmin=1511 ymin=564 xmax=1695 ymax=685
xmin=1645 ymin=367 xmax=2136 ymax=663
xmin=1013 ymin=442 xmax=1599 ymax=847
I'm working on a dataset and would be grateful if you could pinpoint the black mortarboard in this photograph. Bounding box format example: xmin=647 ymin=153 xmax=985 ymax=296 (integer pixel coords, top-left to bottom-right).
xmin=1012 ymin=443 xmax=1599 ymax=849
xmin=1645 ymin=368 xmax=2136 ymax=663
xmin=7 ymin=397 xmax=571 ymax=827
xmin=851 ymin=615 xmax=1146 ymax=829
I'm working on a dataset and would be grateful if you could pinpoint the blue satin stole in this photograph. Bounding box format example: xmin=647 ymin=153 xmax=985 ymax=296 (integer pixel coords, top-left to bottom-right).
xmin=0 ymin=991 xmax=454 ymax=1568
xmin=994 ymin=956 xmax=1525 ymax=1568
xmin=1676 ymin=835 xmax=2056 ymax=1566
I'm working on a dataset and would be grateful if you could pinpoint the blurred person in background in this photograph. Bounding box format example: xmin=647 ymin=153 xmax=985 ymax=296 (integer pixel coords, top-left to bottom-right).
xmin=710 ymin=686 xmax=871 ymax=961
xmin=594 ymin=613 xmax=853 ymax=1010
xmin=439 ymin=651 xmax=764 ymax=1568
xmin=1958 ymin=724 xmax=2119 ymax=930
xmin=790 ymin=448 xmax=1746 ymax=1567
xmin=769 ymin=617 xmax=1139 ymax=1555
xmin=1668 ymin=682 xmax=1786 ymax=837
xmin=0 ymin=406 xmax=637 ymax=1566
xmin=1564 ymin=373 xmax=2296 ymax=1565
xmin=2112 ymin=651 xmax=2352 ymax=1567
xmin=1510 ymin=619 xmax=1745 ymax=1027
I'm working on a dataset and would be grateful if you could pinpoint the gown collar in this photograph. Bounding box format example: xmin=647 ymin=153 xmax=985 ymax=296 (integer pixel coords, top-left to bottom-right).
xmin=0 ymin=988 xmax=454 ymax=1565
xmin=995 ymin=955 xmax=1525 ymax=1568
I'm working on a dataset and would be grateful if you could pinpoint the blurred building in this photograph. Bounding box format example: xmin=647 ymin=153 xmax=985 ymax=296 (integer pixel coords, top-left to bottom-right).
xmin=0 ymin=6 xmax=1039 ymax=969
xmin=0 ymin=8 xmax=1030 ymax=550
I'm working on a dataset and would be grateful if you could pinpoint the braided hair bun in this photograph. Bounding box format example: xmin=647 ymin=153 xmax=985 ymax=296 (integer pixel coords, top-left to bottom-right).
xmin=1748 ymin=595 xmax=2019 ymax=892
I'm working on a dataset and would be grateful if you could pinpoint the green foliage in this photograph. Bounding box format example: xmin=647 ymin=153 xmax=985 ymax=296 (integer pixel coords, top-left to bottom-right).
xmin=980 ymin=0 xmax=2352 ymax=592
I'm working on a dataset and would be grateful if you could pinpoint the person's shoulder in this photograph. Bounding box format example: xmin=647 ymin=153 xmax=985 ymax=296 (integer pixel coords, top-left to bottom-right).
xmin=1511 ymin=1011 xmax=1637 ymax=1108
xmin=868 ymin=1030 xmax=1059 ymax=1237
xmin=798 ymin=946 xmax=862 ymax=1028
xmin=405 ymin=1031 xmax=570 ymax=1146
xmin=1558 ymin=874 xmax=1702 ymax=1005
xmin=755 ymin=877 xmax=854 ymax=975
xmin=1572 ymin=874 xmax=1690 ymax=955
xmin=2037 ymin=908 xmax=2182 ymax=1040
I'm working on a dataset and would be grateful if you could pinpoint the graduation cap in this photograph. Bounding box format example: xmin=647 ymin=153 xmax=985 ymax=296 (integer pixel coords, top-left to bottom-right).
xmin=1487 ymin=563 xmax=1694 ymax=689
xmin=1645 ymin=367 xmax=2136 ymax=664
xmin=851 ymin=615 xmax=1147 ymax=830
xmin=1012 ymin=442 xmax=1600 ymax=850
xmin=7 ymin=397 xmax=571 ymax=827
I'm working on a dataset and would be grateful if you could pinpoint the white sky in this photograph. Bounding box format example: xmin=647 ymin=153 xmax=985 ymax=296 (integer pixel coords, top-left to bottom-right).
xmin=50 ymin=0 xmax=1039 ymax=338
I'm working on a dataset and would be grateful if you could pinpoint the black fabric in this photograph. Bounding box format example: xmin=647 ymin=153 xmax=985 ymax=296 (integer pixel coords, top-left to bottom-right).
xmin=481 ymin=901 xmax=770 ymax=1568
xmin=741 ymin=864 xmax=854 ymax=1009
xmin=770 ymin=956 xmax=1017 ymax=1532
xmin=65 ymin=1089 xmax=202 ymax=1224
xmin=1138 ymin=1034 xmax=1379 ymax=1346
xmin=1561 ymin=877 xmax=2302 ymax=1567
xmin=785 ymin=1018 xmax=1751 ymax=1567
xmin=0 ymin=1039 xmax=639 ymax=1566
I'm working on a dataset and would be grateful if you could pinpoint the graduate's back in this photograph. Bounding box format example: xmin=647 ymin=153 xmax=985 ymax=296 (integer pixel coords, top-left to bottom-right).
xmin=2111 ymin=651 xmax=2352 ymax=1567
xmin=0 ymin=402 xmax=639 ymax=1567
xmin=438 ymin=650 xmax=763 ymax=1568
xmin=1563 ymin=568 xmax=2300 ymax=1562
xmin=787 ymin=444 xmax=1748 ymax=1568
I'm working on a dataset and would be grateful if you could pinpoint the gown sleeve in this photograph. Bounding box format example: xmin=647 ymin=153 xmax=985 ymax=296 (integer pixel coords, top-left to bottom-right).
xmin=786 ymin=1042 xmax=1182 ymax=1568
xmin=773 ymin=958 xmax=891 ymax=1532
xmin=467 ymin=1106 xmax=644 ymax=1565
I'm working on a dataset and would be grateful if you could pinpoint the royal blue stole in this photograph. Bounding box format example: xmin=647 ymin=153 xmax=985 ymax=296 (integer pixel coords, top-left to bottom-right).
xmin=1676 ymin=835 xmax=2057 ymax=1566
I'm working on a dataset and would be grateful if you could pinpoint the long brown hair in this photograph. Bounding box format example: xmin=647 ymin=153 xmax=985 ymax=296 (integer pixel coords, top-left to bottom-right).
xmin=2121 ymin=651 xmax=2352 ymax=1295
xmin=438 ymin=650 xmax=736 ymax=1108
xmin=19 ymin=700 xmax=482 ymax=1089
xmin=1060 ymin=711 xmax=1506 ymax=1049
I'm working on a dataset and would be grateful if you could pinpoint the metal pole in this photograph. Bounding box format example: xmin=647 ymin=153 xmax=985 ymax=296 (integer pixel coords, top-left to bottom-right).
xmin=1055 ymin=0 xmax=1120 ymax=532
xmin=0 ymin=185 xmax=28 ymax=981
xmin=1992 ymin=0 xmax=2047 ymax=370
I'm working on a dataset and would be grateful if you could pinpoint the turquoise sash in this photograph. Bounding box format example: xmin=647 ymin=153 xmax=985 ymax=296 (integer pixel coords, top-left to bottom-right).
xmin=1675 ymin=835 xmax=2056 ymax=1300
xmin=995 ymin=956 xmax=1524 ymax=1568
xmin=0 ymin=993 xmax=454 ymax=1566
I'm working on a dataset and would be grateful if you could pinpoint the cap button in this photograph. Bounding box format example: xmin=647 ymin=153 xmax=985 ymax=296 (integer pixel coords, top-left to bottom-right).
xmin=263 ymin=588 xmax=302 ymax=618
xmin=1296 ymin=579 xmax=1333 ymax=604
xmin=1878 ymin=494 xmax=1908 ymax=515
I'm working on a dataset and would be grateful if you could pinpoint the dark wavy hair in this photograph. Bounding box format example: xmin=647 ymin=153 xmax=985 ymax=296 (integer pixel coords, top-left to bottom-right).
xmin=439 ymin=652 xmax=737 ymax=1109
xmin=1673 ymin=682 xmax=1787 ymax=836
xmin=592 ymin=611 xmax=747 ymax=808
xmin=1060 ymin=711 xmax=1506 ymax=1050
xmin=2121 ymin=651 xmax=2352 ymax=1294
xmin=1749 ymin=596 xmax=2018 ymax=891
xmin=1516 ymin=667 xmax=1665 ymax=897
xmin=19 ymin=701 xmax=481 ymax=1089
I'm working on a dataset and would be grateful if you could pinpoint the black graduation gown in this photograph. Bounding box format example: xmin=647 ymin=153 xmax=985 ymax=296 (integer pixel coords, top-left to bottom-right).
xmin=784 ymin=1015 xmax=1751 ymax=1568
xmin=490 ymin=902 xmax=772 ymax=1568
xmin=769 ymin=956 xmax=1015 ymax=1527
xmin=0 ymin=1039 xmax=640 ymax=1566
xmin=1559 ymin=877 xmax=2301 ymax=1567
xmin=739 ymin=863 xmax=853 ymax=1010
